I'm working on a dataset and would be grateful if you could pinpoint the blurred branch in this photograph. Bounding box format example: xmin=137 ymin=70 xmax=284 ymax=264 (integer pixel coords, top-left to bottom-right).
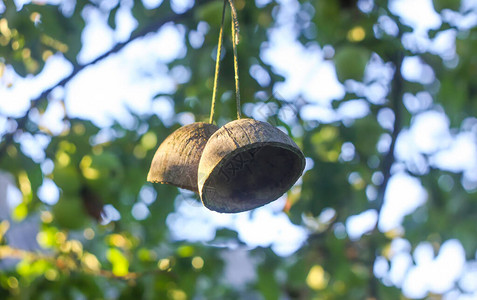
xmin=0 ymin=245 xmax=51 ymax=261
xmin=98 ymin=267 xmax=177 ymax=281
xmin=375 ymin=52 xmax=404 ymax=212
xmin=0 ymin=245 xmax=174 ymax=281
xmin=0 ymin=0 xmax=213 ymax=160
xmin=368 ymin=52 xmax=405 ymax=299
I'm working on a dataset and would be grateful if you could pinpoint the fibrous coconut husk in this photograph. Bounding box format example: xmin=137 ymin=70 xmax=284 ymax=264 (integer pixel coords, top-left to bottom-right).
xmin=147 ymin=122 xmax=219 ymax=192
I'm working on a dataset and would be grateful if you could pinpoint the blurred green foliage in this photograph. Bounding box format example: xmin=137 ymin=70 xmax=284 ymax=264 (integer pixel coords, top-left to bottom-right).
xmin=0 ymin=0 xmax=476 ymax=299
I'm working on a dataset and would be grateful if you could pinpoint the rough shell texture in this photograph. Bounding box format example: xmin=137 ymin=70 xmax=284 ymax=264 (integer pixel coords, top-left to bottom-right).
xmin=198 ymin=118 xmax=305 ymax=213
xmin=147 ymin=122 xmax=219 ymax=192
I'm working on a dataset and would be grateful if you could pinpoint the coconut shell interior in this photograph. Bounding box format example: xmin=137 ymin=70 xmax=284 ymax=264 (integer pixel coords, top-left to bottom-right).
xmin=198 ymin=119 xmax=305 ymax=213
xmin=147 ymin=122 xmax=219 ymax=192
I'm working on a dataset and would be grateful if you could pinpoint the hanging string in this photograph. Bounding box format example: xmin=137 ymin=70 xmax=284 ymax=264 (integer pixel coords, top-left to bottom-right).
xmin=209 ymin=0 xmax=228 ymax=124
xmin=227 ymin=0 xmax=240 ymax=44
xmin=229 ymin=0 xmax=241 ymax=119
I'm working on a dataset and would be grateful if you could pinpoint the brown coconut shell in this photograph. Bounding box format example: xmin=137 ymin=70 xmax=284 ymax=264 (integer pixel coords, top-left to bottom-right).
xmin=198 ymin=118 xmax=305 ymax=213
xmin=147 ymin=122 xmax=219 ymax=192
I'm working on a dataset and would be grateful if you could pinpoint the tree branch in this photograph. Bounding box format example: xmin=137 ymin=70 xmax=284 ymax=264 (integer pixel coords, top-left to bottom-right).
xmin=0 ymin=245 xmax=176 ymax=281
xmin=0 ymin=245 xmax=51 ymax=261
xmin=0 ymin=0 xmax=213 ymax=159
xmin=375 ymin=53 xmax=404 ymax=212
xmin=368 ymin=51 xmax=405 ymax=299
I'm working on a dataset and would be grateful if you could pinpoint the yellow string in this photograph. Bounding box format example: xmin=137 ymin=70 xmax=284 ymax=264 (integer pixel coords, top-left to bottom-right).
xmin=227 ymin=0 xmax=240 ymax=44
xmin=209 ymin=0 xmax=227 ymax=124
xmin=229 ymin=0 xmax=241 ymax=119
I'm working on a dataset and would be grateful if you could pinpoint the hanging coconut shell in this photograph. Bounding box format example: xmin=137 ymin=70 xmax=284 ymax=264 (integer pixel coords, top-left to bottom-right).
xmin=198 ymin=118 xmax=305 ymax=213
xmin=147 ymin=122 xmax=219 ymax=193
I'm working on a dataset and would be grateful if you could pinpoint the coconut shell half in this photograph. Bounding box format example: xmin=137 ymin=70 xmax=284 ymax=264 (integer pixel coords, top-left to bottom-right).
xmin=147 ymin=122 xmax=219 ymax=192
xmin=198 ymin=118 xmax=305 ymax=213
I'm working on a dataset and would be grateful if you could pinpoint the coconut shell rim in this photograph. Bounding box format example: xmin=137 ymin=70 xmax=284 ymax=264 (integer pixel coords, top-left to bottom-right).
xmin=146 ymin=178 xmax=197 ymax=193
